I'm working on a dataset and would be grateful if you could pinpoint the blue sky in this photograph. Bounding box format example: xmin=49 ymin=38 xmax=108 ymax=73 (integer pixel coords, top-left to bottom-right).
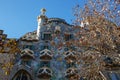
xmin=0 ymin=0 xmax=85 ymax=38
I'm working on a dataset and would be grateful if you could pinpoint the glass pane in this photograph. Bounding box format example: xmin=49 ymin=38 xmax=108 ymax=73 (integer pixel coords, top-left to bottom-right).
xmin=15 ymin=71 xmax=32 ymax=80
xmin=43 ymin=33 xmax=51 ymax=40
xmin=109 ymin=73 xmax=118 ymax=80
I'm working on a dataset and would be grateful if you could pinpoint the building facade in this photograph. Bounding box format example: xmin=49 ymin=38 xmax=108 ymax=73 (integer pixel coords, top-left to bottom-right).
xmin=9 ymin=9 xmax=79 ymax=80
xmin=0 ymin=9 xmax=120 ymax=80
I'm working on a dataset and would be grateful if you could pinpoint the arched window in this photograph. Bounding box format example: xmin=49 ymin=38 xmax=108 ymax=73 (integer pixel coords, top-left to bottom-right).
xmin=12 ymin=70 xmax=32 ymax=80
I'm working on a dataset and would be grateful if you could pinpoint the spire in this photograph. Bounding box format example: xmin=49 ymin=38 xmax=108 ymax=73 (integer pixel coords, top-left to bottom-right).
xmin=37 ymin=8 xmax=47 ymax=20
xmin=41 ymin=8 xmax=46 ymax=15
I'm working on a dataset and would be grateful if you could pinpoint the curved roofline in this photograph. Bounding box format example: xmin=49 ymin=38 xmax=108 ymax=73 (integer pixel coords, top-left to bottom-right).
xmin=47 ymin=18 xmax=72 ymax=26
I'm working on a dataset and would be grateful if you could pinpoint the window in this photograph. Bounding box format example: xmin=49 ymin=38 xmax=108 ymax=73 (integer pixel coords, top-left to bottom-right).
xmin=40 ymin=45 xmax=51 ymax=50
xmin=16 ymin=73 xmax=28 ymax=80
xmin=64 ymin=34 xmax=73 ymax=41
xmin=66 ymin=62 xmax=75 ymax=68
xmin=43 ymin=45 xmax=49 ymax=49
xmin=21 ymin=60 xmax=31 ymax=66
xmin=40 ymin=61 xmax=50 ymax=67
xmin=96 ymin=31 xmax=101 ymax=38
xmin=23 ymin=45 xmax=34 ymax=50
xmin=13 ymin=70 xmax=32 ymax=80
xmin=109 ymin=73 xmax=119 ymax=80
xmin=42 ymin=33 xmax=52 ymax=40
xmin=39 ymin=69 xmax=44 ymax=73
xmin=64 ymin=47 xmax=69 ymax=51
xmin=70 ymin=46 xmax=76 ymax=50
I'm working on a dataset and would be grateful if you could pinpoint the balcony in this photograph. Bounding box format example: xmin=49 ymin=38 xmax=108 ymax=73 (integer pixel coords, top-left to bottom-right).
xmin=39 ymin=49 xmax=53 ymax=61
xmin=37 ymin=67 xmax=52 ymax=79
xmin=64 ymin=51 xmax=77 ymax=63
xmin=65 ymin=68 xmax=79 ymax=79
xmin=20 ymin=48 xmax=34 ymax=60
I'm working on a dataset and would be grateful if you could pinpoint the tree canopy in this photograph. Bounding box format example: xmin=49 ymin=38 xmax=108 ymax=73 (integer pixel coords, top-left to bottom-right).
xmin=73 ymin=0 xmax=120 ymax=79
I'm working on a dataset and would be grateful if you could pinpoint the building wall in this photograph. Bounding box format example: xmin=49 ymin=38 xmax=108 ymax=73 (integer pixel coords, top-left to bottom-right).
xmin=9 ymin=15 xmax=78 ymax=80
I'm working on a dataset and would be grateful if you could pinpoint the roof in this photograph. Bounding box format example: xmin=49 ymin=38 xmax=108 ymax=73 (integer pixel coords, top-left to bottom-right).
xmin=20 ymin=31 xmax=38 ymax=41
xmin=48 ymin=18 xmax=66 ymax=23
xmin=47 ymin=18 xmax=71 ymax=26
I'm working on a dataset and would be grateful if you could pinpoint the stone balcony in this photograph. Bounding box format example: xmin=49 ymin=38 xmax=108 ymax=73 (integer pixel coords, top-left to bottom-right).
xmin=37 ymin=67 xmax=52 ymax=79
xmin=39 ymin=49 xmax=53 ymax=61
xmin=65 ymin=67 xmax=79 ymax=79
xmin=20 ymin=48 xmax=35 ymax=60
xmin=64 ymin=51 xmax=77 ymax=63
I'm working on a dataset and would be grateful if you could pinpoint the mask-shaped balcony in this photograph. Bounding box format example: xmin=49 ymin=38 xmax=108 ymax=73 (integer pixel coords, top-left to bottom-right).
xmin=64 ymin=51 xmax=77 ymax=62
xmin=39 ymin=49 xmax=53 ymax=61
xmin=20 ymin=49 xmax=34 ymax=60
xmin=37 ymin=67 xmax=52 ymax=79
xmin=65 ymin=68 xmax=79 ymax=79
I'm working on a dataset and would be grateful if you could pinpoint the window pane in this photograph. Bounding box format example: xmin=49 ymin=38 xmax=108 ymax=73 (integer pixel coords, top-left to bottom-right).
xmin=109 ymin=73 xmax=118 ymax=80
xmin=42 ymin=33 xmax=52 ymax=40
xmin=64 ymin=34 xmax=73 ymax=41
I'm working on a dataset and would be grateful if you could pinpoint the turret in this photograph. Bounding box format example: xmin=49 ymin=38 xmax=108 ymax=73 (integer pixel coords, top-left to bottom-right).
xmin=37 ymin=8 xmax=47 ymax=39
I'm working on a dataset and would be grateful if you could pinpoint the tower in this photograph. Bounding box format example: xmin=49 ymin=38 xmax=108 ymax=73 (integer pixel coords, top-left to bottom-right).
xmin=37 ymin=8 xmax=47 ymax=39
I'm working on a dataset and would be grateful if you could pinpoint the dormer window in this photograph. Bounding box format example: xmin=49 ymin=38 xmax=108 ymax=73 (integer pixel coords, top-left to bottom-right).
xmin=42 ymin=32 xmax=52 ymax=40
xmin=64 ymin=33 xmax=73 ymax=41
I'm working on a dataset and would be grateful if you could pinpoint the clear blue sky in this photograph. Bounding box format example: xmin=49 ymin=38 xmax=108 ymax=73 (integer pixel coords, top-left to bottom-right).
xmin=0 ymin=0 xmax=85 ymax=38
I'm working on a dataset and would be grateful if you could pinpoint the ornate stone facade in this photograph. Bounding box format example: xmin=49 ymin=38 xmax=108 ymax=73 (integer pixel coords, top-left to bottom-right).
xmin=0 ymin=9 xmax=120 ymax=80
xmin=9 ymin=9 xmax=78 ymax=80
